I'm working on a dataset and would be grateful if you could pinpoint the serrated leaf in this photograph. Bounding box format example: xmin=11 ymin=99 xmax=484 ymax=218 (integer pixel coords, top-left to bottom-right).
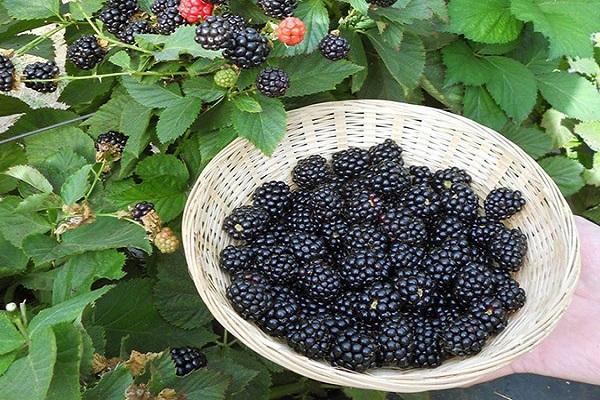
xmin=223 ymin=348 xmax=271 ymax=400
xmin=4 ymin=165 xmax=53 ymax=193
xmin=422 ymin=51 xmax=463 ymax=114
xmin=136 ymin=154 xmax=189 ymax=184
xmin=121 ymin=76 xmax=183 ymax=108
xmin=342 ymin=29 xmax=368 ymax=93
xmin=539 ymin=156 xmax=585 ymax=196
xmin=92 ymin=279 xmax=217 ymax=356
xmin=232 ymin=95 xmax=287 ymax=156
xmin=83 ymin=93 xmax=130 ymax=136
xmin=502 ymin=125 xmax=553 ymax=160
xmin=511 ymin=0 xmax=600 ymax=59
xmin=442 ymin=40 xmax=493 ymax=86
xmin=70 ymin=0 xmax=103 ymax=20
xmin=232 ymin=95 xmax=262 ymax=113
xmin=172 ymin=370 xmax=229 ymax=400
xmin=584 ymin=153 xmax=600 ymax=187
xmin=270 ymin=0 xmax=329 ymax=57
xmin=448 ymin=0 xmax=523 ymax=44
xmin=0 ymin=94 xmax=30 ymax=117
xmin=0 ymin=352 xmax=16 ymax=376
xmin=0 ymin=196 xmax=51 ymax=248
xmin=228 ymin=0 xmax=270 ymax=24
xmin=46 ymin=324 xmax=82 ymax=400
xmin=147 ymin=352 xmax=177 ymax=392
xmin=25 ymin=126 xmax=95 ymax=167
xmin=153 ymin=252 xmax=212 ymax=329
xmin=0 ymin=142 xmax=26 ymax=194
xmin=575 ymin=121 xmax=600 ymax=151
xmin=540 ymin=109 xmax=576 ymax=148
xmin=485 ymin=56 xmax=537 ymax=122
xmin=60 ymin=164 xmax=93 ymax=205
xmin=340 ymin=0 xmax=368 ymax=15
xmin=39 ymin=150 xmax=89 ymax=191
xmin=204 ymin=347 xmax=258 ymax=398
xmin=120 ymin=100 xmax=152 ymax=158
xmin=108 ymin=51 xmax=131 ymax=69
xmin=0 ymin=233 xmax=28 ymax=278
xmin=358 ymin=56 xmax=407 ymax=101
xmin=83 ymin=364 xmax=132 ymax=400
xmin=463 ymin=86 xmax=507 ymax=131
xmin=343 ymin=388 xmax=387 ymax=400
xmin=157 ymin=97 xmax=203 ymax=143
xmin=537 ymin=71 xmax=600 ymax=122
xmin=2 ymin=109 xmax=78 ymax=143
xmin=370 ymin=0 xmax=432 ymax=24
xmin=141 ymin=25 xmax=221 ymax=61
xmin=0 ymin=314 xmax=25 ymax=355
xmin=182 ymin=77 xmax=226 ymax=102
xmin=4 ymin=0 xmax=60 ymax=20
xmin=17 ymin=193 xmax=62 ymax=213
xmin=0 ymin=33 xmax=55 ymax=59
xmin=277 ymin=52 xmax=364 ymax=98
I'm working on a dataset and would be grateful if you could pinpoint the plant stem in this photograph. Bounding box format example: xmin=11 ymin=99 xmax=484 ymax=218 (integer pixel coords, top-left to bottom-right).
xmin=269 ymin=381 xmax=308 ymax=399
xmin=14 ymin=23 xmax=73 ymax=57
xmin=85 ymin=161 xmax=106 ymax=199
xmin=22 ymin=70 xmax=190 ymax=83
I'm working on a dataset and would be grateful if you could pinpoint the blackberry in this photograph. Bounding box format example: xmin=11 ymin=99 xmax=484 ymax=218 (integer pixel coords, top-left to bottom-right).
xmin=333 ymin=291 xmax=360 ymax=320
xmin=67 ymin=35 xmax=106 ymax=70
xmin=339 ymin=249 xmax=391 ymax=289
xmin=292 ymin=155 xmax=333 ymax=190
xmin=0 ymin=55 xmax=15 ymax=92
xmin=226 ymin=271 xmax=273 ymax=320
xmin=195 ymin=15 xmax=236 ymax=50
xmin=369 ymin=139 xmax=403 ymax=165
xmin=256 ymin=68 xmax=290 ymax=98
xmin=151 ymin=0 xmax=179 ymax=14
xmin=469 ymin=297 xmax=508 ymax=334
xmin=376 ymin=318 xmax=414 ymax=367
xmin=156 ymin=7 xmax=186 ymax=34
xmin=366 ymin=160 xmax=411 ymax=197
xmin=222 ymin=13 xmax=246 ymax=32
xmin=223 ymin=205 xmax=270 ymax=240
xmin=283 ymin=207 xmax=319 ymax=233
xmin=439 ymin=236 xmax=474 ymax=265
xmin=259 ymin=289 xmax=298 ymax=337
xmin=343 ymin=190 xmax=384 ymax=224
xmin=257 ymin=0 xmax=298 ymax=18
xmin=368 ymin=0 xmax=398 ymax=6
xmin=409 ymin=165 xmax=432 ymax=185
xmin=389 ymin=242 xmax=425 ymax=270
xmin=252 ymin=180 xmax=292 ymax=219
xmin=309 ymin=184 xmax=342 ymax=221
xmin=354 ymin=281 xmax=402 ymax=324
xmin=297 ymin=297 xmax=330 ymax=319
xmin=107 ymin=0 xmax=139 ymax=16
xmin=322 ymin=314 xmax=352 ymax=336
xmin=287 ymin=317 xmax=332 ymax=360
xmin=219 ymin=245 xmax=255 ymax=274
xmin=489 ymin=228 xmax=527 ymax=272
xmin=119 ymin=20 xmax=153 ymax=44
xmin=284 ymin=232 xmax=327 ymax=263
xmin=251 ymin=225 xmax=286 ymax=249
xmin=484 ymin=188 xmax=526 ymax=220
xmin=261 ymin=253 xmax=298 ymax=284
xmin=95 ymin=131 xmax=128 ymax=153
xmin=495 ymin=277 xmax=526 ymax=313
xmin=23 ymin=61 xmax=59 ymax=93
xmin=421 ymin=248 xmax=459 ymax=287
xmin=338 ymin=178 xmax=369 ymax=199
xmin=170 ymin=347 xmax=207 ymax=376
xmin=331 ymin=147 xmax=370 ymax=180
xmin=453 ymin=262 xmax=496 ymax=304
xmin=440 ymin=183 xmax=480 ymax=220
xmin=223 ymin=28 xmax=271 ymax=69
xmin=319 ymin=33 xmax=350 ymax=61
xmin=429 ymin=294 xmax=463 ymax=331
xmin=379 ymin=207 xmax=427 ymax=244
xmin=98 ymin=7 xmax=130 ymax=35
xmin=298 ymin=260 xmax=342 ymax=301
xmin=469 ymin=216 xmax=504 ymax=247
xmin=412 ymin=319 xmax=444 ymax=368
xmin=330 ymin=328 xmax=377 ymax=372
xmin=345 ymin=224 xmax=388 ymax=252
xmin=320 ymin=218 xmax=349 ymax=252
xmin=431 ymin=167 xmax=472 ymax=192
xmin=440 ymin=316 xmax=488 ymax=356
xmin=254 ymin=245 xmax=290 ymax=267
xmin=394 ymin=271 xmax=436 ymax=310
xmin=430 ymin=216 xmax=466 ymax=246
xmin=402 ymin=184 xmax=442 ymax=218
xmin=131 ymin=201 xmax=155 ymax=221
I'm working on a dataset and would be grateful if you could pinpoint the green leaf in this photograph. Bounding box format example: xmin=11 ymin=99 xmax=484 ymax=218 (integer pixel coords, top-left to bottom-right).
xmin=541 ymin=109 xmax=576 ymax=148
xmin=340 ymin=0 xmax=369 ymax=15
xmin=584 ymin=153 xmax=600 ymax=187
xmin=228 ymin=0 xmax=270 ymax=24
xmin=157 ymin=97 xmax=203 ymax=143
xmin=4 ymin=165 xmax=53 ymax=193
xmin=17 ymin=193 xmax=62 ymax=213
xmin=0 ymin=94 xmax=30 ymax=117
xmin=120 ymin=100 xmax=153 ymax=158
xmin=25 ymin=126 xmax=95 ymax=167
xmin=0 ymin=314 xmax=25 ymax=355
xmin=232 ymin=95 xmax=263 ymax=113
xmin=2 ymin=109 xmax=78 ymax=142
xmin=0 ymin=352 xmax=16 ymax=376
xmin=29 ymin=286 xmax=112 ymax=336
xmin=277 ymin=52 xmax=364 ymax=98
xmin=221 ymin=348 xmax=271 ymax=400
xmin=91 ymin=279 xmax=217 ymax=356
xmin=0 ymin=34 xmax=54 ymax=60
xmin=358 ymin=57 xmax=407 ymax=101
xmin=575 ymin=121 xmax=600 ymax=152
xmin=141 ymin=25 xmax=221 ymax=61
xmin=46 ymin=324 xmax=82 ymax=400
xmin=52 ymin=250 xmax=126 ymax=305
xmin=270 ymin=0 xmax=329 ymax=57
xmin=204 ymin=348 xmax=259 ymax=399
xmin=463 ymin=86 xmax=508 ymax=131
xmin=342 ymin=29 xmax=368 ymax=93
xmin=539 ymin=156 xmax=585 ymax=197
xmin=153 ymin=252 xmax=212 ymax=329
xmin=136 ymin=154 xmax=189 ymax=184
xmin=442 ymin=41 xmax=493 ymax=86
xmin=0 ymin=327 xmax=56 ymax=400
xmin=422 ymin=51 xmax=463 ymax=114
xmin=485 ymin=56 xmax=537 ymax=122
xmin=0 ymin=143 xmax=26 ymax=194
xmin=39 ymin=150 xmax=88 ymax=191
xmin=510 ymin=0 xmax=600 ymax=58
xmin=4 ymin=0 xmax=60 ymax=20
xmin=537 ymin=71 xmax=600 ymax=122
xmin=232 ymin=95 xmax=287 ymax=156
xmin=182 ymin=77 xmax=226 ymax=102
xmin=70 ymin=0 xmax=103 ymax=21
xmin=448 ymin=0 xmax=523 ymax=44
xmin=121 ymin=76 xmax=183 ymax=108
xmin=83 ymin=364 xmax=132 ymax=400
xmin=22 ymin=217 xmax=151 ymax=265
xmin=0 ymin=197 xmax=51 ymax=248
xmin=83 ymin=93 xmax=129 ymax=136
xmin=343 ymin=388 xmax=387 ymax=400
xmin=502 ymin=125 xmax=553 ymax=160
xmin=108 ymin=51 xmax=131 ymax=69
xmin=370 ymin=0 xmax=433 ymax=24
xmin=147 ymin=352 xmax=177 ymax=392
xmin=0 ymin=233 xmax=29 ymax=278
xmin=60 ymin=164 xmax=93 ymax=205
xmin=172 ymin=370 xmax=229 ymax=400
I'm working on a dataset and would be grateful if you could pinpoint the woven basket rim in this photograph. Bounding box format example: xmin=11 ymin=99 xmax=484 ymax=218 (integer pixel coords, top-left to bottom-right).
xmin=182 ymin=100 xmax=581 ymax=392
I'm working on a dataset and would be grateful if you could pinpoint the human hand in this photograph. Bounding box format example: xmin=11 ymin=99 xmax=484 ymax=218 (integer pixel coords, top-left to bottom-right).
xmin=477 ymin=216 xmax=600 ymax=385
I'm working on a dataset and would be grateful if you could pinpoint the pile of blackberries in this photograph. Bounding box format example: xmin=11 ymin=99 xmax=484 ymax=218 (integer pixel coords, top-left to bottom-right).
xmin=220 ymin=139 xmax=528 ymax=372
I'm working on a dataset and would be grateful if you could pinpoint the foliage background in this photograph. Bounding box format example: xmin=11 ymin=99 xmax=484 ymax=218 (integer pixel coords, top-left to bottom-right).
xmin=0 ymin=0 xmax=599 ymax=398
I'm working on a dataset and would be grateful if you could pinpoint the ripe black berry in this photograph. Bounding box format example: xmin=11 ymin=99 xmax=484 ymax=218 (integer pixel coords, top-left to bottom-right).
xmin=219 ymin=245 xmax=255 ymax=274
xmin=170 ymin=347 xmax=207 ymax=376
xmin=453 ymin=262 xmax=496 ymax=304
xmin=431 ymin=167 xmax=472 ymax=192
xmin=339 ymin=249 xmax=390 ymax=289
xmin=283 ymin=207 xmax=319 ymax=233
xmin=409 ymin=165 xmax=432 ymax=185
xmin=332 ymin=147 xmax=370 ymax=180
xmin=494 ymin=274 xmax=526 ymax=313
xmin=389 ymin=242 xmax=425 ymax=270
xmin=366 ymin=160 xmax=411 ymax=197
xmin=298 ymin=260 xmax=342 ymax=301
xmin=440 ymin=316 xmax=488 ymax=356
xmin=252 ymin=180 xmax=292 ymax=219
xmin=402 ymin=184 xmax=442 ymax=218
xmin=412 ymin=319 xmax=445 ymax=368
xmin=226 ymin=272 xmax=274 ymax=321
xmin=395 ymin=270 xmax=436 ymax=310
xmin=223 ymin=205 xmax=270 ymax=240
xmin=257 ymin=0 xmax=298 ymax=18
xmin=484 ymin=188 xmax=526 ymax=220
xmin=469 ymin=297 xmax=508 ymax=334
xmin=292 ymin=155 xmax=333 ymax=190
xmin=287 ymin=317 xmax=332 ymax=360
xmin=95 ymin=131 xmax=128 ymax=153
xmin=98 ymin=7 xmax=130 ymax=35
xmin=67 ymin=36 xmax=106 ymax=70
xmin=343 ymin=190 xmax=383 ymax=224
xmin=0 ymin=55 xmax=15 ymax=92
xmin=284 ymin=232 xmax=327 ymax=263
xmin=430 ymin=216 xmax=466 ymax=246
xmin=369 ymin=139 xmax=403 ymax=165
xmin=222 ymin=13 xmax=246 ymax=32
xmin=377 ymin=318 xmax=414 ymax=367
xmin=131 ymin=201 xmax=155 ymax=221
xmin=156 ymin=7 xmax=186 ymax=34
xmin=319 ymin=33 xmax=350 ymax=61
xmin=256 ymin=68 xmax=290 ymax=97
xmin=223 ymin=28 xmax=271 ymax=69
xmin=107 ymin=0 xmax=139 ymax=16
xmin=320 ymin=218 xmax=349 ymax=252
xmin=345 ymin=224 xmax=388 ymax=252
xmin=151 ymin=0 xmax=179 ymax=14
xmin=354 ymin=281 xmax=402 ymax=324
xmin=440 ymin=183 xmax=480 ymax=220
xmin=379 ymin=207 xmax=427 ymax=244
xmin=261 ymin=254 xmax=298 ymax=284
xmin=469 ymin=216 xmax=504 ymax=247
xmin=259 ymin=289 xmax=298 ymax=337
xmin=23 ymin=61 xmax=59 ymax=93
xmin=330 ymin=328 xmax=377 ymax=372
xmin=195 ymin=15 xmax=237 ymax=50
xmin=489 ymin=228 xmax=527 ymax=272
xmin=119 ymin=20 xmax=153 ymax=44
xmin=421 ymin=247 xmax=459 ymax=287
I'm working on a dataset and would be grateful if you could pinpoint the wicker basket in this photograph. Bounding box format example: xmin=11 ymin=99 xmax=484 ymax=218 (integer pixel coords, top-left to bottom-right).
xmin=182 ymin=100 xmax=580 ymax=392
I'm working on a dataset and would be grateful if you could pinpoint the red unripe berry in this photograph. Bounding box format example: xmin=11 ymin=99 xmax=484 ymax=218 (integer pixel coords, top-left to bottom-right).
xmin=276 ymin=17 xmax=306 ymax=46
xmin=178 ymin=0 xmax=214 ymax=24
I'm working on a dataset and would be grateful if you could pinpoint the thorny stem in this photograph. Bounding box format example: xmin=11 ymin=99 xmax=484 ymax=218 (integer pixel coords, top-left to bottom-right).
xmin=22 ymin=70 xmax=190 ymax=83
xmin=85 ymin=161 xmax=107 ymax=199
xmin=14 ymin=23 xmax=73 ymax=57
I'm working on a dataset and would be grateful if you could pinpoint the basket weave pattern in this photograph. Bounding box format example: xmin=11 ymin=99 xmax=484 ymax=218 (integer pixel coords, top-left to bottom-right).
xmin=182 ymin=100 xmax=580 ymax=392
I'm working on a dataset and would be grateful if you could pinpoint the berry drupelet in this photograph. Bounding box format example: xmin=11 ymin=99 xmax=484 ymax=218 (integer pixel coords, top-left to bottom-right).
xmin=23 ymin=61 xmax=60 ymax=93
xmin=319 ymin=33 xmax=351 ymax=61
xmin=131 ymin=201 xmax=155 ymax=221
xmin=170 ymin=347 xmax=207 ymax=376
xmin=223 ymin=28 xmax=271 ymax=69
xmin=256 ymin=68 xmax=290 ymax=98
xmin=214 ymin=68 xmax=238 ymax=88
xmin=67 ymin=36 xmax=106 ymax=70
xmin=484 ymin=188 xmax=527 ymax=220
xmin=119 ymin=20 xmax=154 ymax=44
xmin=0 ymin=55 xmax=15 ymax=92
xmin=223 ymin=205 xmax=270 ymax=240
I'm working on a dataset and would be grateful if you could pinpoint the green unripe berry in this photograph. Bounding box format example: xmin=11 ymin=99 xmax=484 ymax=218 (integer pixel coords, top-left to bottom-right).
xmin=214 ymin=68 xmax=239 ymax=88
